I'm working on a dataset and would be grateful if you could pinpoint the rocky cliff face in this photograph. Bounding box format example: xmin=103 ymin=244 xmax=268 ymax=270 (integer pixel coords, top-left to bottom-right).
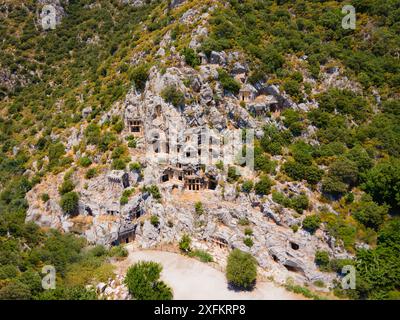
xmin=25 ymin=60 xmax=353 ymax=291
xmin=24 ymin=0 xmax=362 ymax=292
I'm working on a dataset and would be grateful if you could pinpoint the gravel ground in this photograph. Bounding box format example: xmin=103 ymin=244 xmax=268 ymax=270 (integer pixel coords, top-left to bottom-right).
xmin=114 ymin=247 xmax=305 ymax=300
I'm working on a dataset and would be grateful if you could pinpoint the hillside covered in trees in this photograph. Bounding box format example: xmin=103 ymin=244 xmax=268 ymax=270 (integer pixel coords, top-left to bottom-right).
xmin=0 ymin=0 xmax=399 ymax=300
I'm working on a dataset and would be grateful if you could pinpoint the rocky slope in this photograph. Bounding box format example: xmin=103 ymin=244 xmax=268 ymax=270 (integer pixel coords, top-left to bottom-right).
xmin=2 ymin=0 xmax=400 ymax=300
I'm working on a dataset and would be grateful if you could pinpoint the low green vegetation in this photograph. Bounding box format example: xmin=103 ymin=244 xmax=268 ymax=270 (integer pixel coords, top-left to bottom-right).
xmin=302 ymin=215 xmax=321 ymax=234
xmin=60 ymin=192 xmax=80 ymax=216
xmin=285 ymin=279 xmax=326 ymax=300
xmin=254 ymin=175 xmax=273 ymax=196
xmin=161 ymin=85 xmax=185 ymax=108
xmin=142 ymin=185 xmax=162 ymax=200
xmin=194 ymin=201 xmax=204 ymax=215
xmin=217 ymin=68 xmax=241 ymax=94
xmin=272 ymin=192 xmax=309 ymax=214
xmin=124 ymin=261 xmax=173 ymax=300
xmin=179 ymin=234 xmax=191 ymax=253
xmin=150 ymin=215 xmax=160 ymax=227
xmin=188 ymin=250 xmax=213 ymax=263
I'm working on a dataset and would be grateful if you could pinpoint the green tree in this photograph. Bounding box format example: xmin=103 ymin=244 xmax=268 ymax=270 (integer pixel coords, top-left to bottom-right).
xmin=182 ymin=47 xmax=200 ymax=67
xmin=254 ymin=175 xmax=273 ymax=196
xmin=218 ymin=68 xmax=241 ymax=94
xmin=226 ymin=249 xmax=257 ymax=290
xmin=314 ymin=250 xmax=330 ymax=271
xmin=241 ymin=180 xmax=254 ymax=193
xmin=60 ymin=192 xmax=80 ymax=216
xmin=353 ymin=198 xmax=388 ymax=231
xmin=130 ymin=64 xmax=150 ymax=91
xmin=161 ymin=85 xmax=185 ymax=108
xmin=302 ymin=215 xmax=321 ymax=234
xmin=124 ymin=261 xmax=173 ymax=300
xmin=362 ymin=159 xmax=400 ymax=210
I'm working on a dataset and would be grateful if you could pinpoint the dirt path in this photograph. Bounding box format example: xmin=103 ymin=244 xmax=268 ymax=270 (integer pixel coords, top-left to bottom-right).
xmin=114 ymin=247 xmax=305 ymax=300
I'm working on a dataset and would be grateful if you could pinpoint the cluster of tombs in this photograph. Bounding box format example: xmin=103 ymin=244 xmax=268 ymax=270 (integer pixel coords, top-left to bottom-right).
xmin=160 ymin=163 xmax=218 ymax=191
xmin=125 ymin=108 xmax=248 ymax=191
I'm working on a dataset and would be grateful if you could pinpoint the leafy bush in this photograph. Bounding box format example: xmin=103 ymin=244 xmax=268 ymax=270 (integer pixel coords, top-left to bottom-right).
xmin=79 ymin=157 xmax=92 ymax=168
xmin=218 ymin=68 xmax=241 ymax=94
xmin=188 ymin=250 xmax=213 ymax=263
xmin=353 ymin=197 xmax=388 ymax=230
xmin=120 ymin=196 xmax=128 ymax=205
xmin=124 ymin=261 xmax=173 ymax=300
xmin=272 ymin=192 xmax=309 ymax=214
xmin=238 ymin=218 xmax=250 ymax=226
xmin=109 ymin=245 xmax=128 ymax=259
xmin=40 ymin=193 xmax=50 ymax=202
xmin=194 ymin=201 xmax=204 ymax=215
xmin=84 ymin=123 xmax=101 ymax=146
xmin=216 ymin=160 xmax=224 ymax=170
xmin=302 ymin=215 xmax=321 ymax=234
xmin=227 ymin=166 xmax=240 ymax=182
xmin=243 ymin=237 xmax=254 ymax=247
xmin=150 ymin=215 xmax=159 ymax=227
xmin=143 ymin=185 xmax=161 ymax=200
xmin=58 ymin=179 xmax=75 ymax=195
xmin=241 ymin=180 xmax=254 ymax=193
xmin=254 ymin=175 xmax=273 ymax=196
xmin=182 ymin=47 xmax=200 ymax=67
xmin=85 ymin=168 xmax=97 ymax=179
xmin=111 ymin=159 xmax=126 ymax=170
xmin=179 ymin=234 xmax=191 ymax=253
xmin=226 ymin=249 xmax=257 ymax=290
xmin=60 ymin=192 xmax=80 ymax=216
xmin=161 ymin=85 xmax=185 ymax=108
xmin=362 ymin=159 xmax=400 ymax=211
xmin=315 ymin=250 xmax=330 ymax=271
xmin=0 ymin=280 xmax=32 ymax=300
xmin=130 ymin=64 xmax=150 ymax=91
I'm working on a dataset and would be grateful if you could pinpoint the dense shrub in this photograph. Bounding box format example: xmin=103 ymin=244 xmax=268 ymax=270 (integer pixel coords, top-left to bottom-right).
xmin=124 ymin=261 xmax=173 ymax=300
xmin=226 ymin=249 xmax=257 ymax=290
xmin=161 ymin=85 xmax=185 ymax=108
xmin=254 ymin=175 xmax=273 ymax=196
xmin=130 ymin=64 xmax=150 ymax=91
xmin=217 ymin=68 xmax=241 ymax=94
xmin=60 ymin=192 xmax=80 ymax=216
xmin=302 ymin=215 xmax=321 ymax=234
xmin=314 ymin=250 xmax=330 ymax=271
xmin=182 ymin=47 xmax=200 ymax=67
xmin=143 ymin=185 xmax=161 ymax=200
xmin=179 ymin=234 xmax=191 ymax=253
xmin=241 ymin=180 xmax=254 ymax=193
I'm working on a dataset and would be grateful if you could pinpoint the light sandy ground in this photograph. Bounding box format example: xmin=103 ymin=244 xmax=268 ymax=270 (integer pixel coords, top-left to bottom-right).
xmin=114 ymin=248 xmax=304 ymax=300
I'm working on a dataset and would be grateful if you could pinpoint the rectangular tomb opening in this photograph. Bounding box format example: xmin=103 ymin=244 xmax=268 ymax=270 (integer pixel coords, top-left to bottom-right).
xmin=128 ymin=120 xmax=143 ymax=134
